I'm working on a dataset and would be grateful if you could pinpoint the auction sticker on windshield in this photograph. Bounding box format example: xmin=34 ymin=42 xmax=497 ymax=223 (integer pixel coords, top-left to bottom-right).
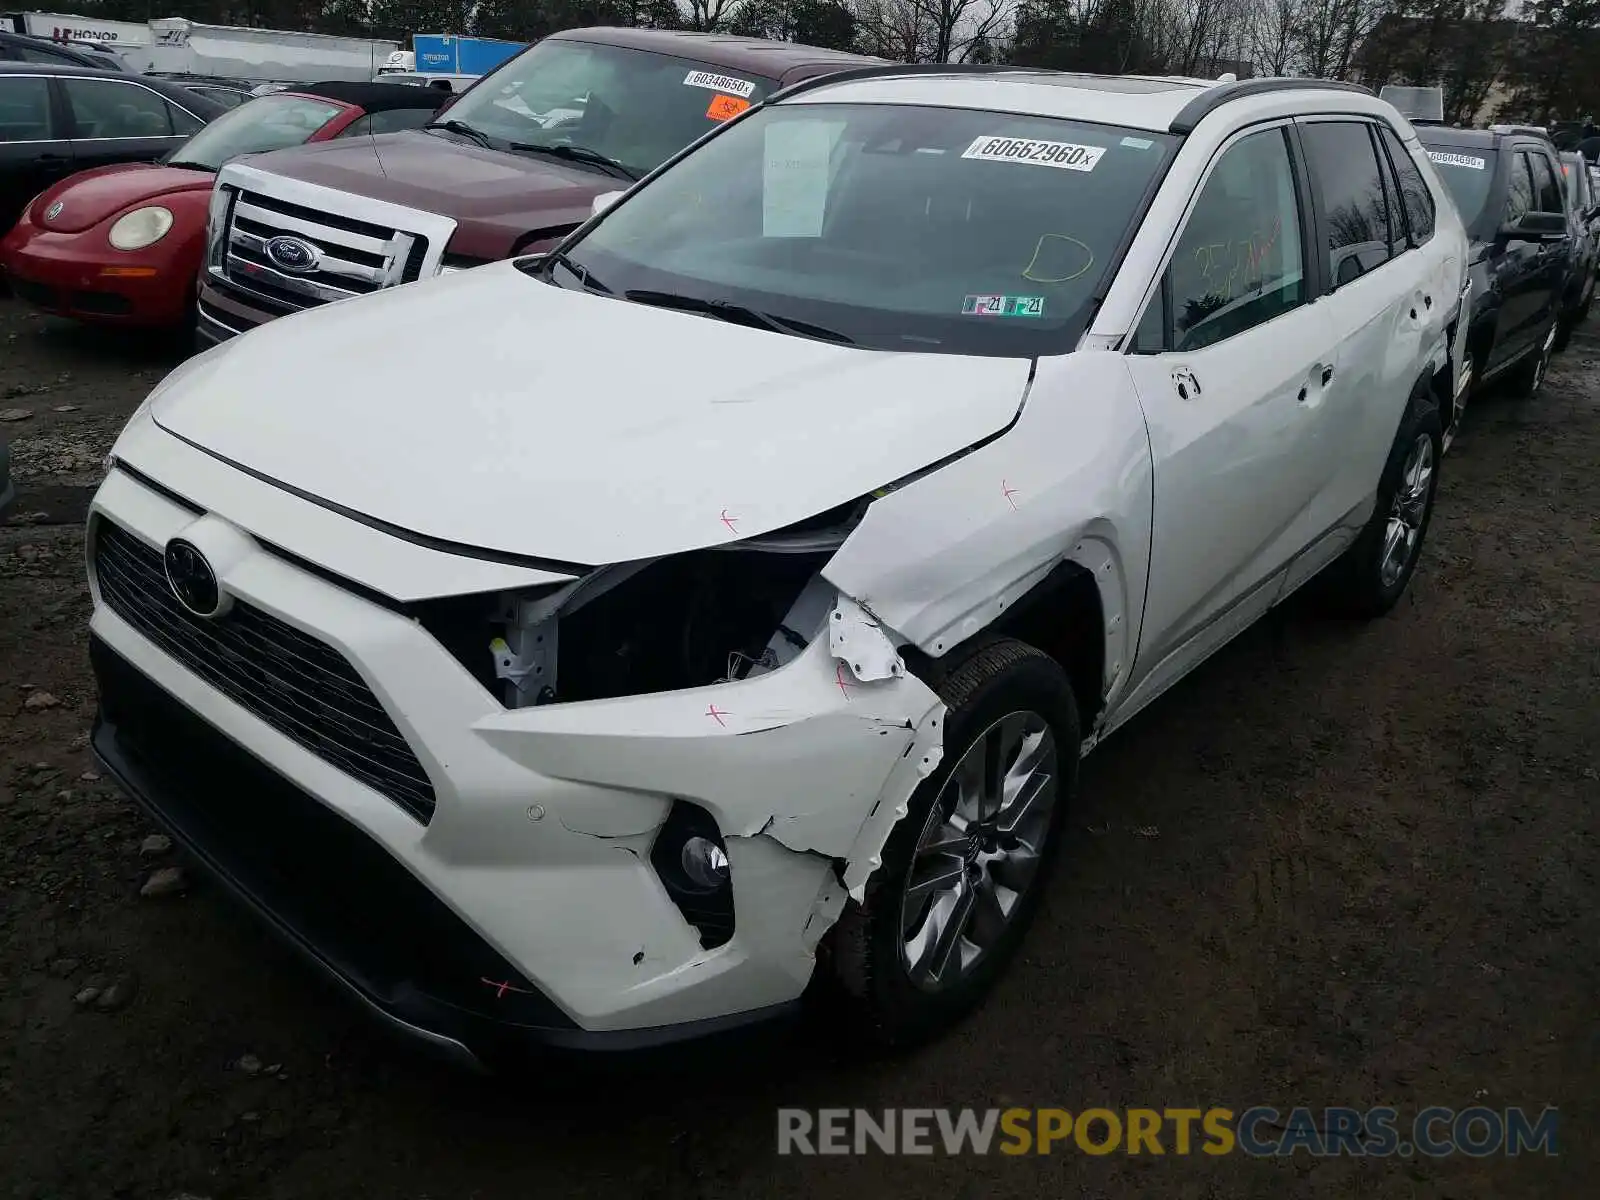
xmin=684 ymin=70 xmax=756 ymax=99
xmin=1427 ymin=150 xmax=1487 ymax=170
xmin=962 ymin=136 xmax=1105 ymax=171
xmin=963 ymin=295 xmax=1045 ymax=317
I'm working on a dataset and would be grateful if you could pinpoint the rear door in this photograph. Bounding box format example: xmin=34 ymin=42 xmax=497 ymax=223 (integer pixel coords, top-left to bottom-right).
xmin=1121 ymin=121 xmax=1334 ymax=699
xmin=57 ymin=75 xmax=203 ymax=171
xmin=1527 ymin=144 xmax=1575 ymax=312
xmin=1292 ymin=117 xmax=1440 ymax=570
xmin=0 ymin=73 xmax=71 ymax=229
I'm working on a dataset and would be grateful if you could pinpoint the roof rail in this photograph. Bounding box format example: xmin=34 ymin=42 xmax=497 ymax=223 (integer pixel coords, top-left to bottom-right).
xmin=1489 ymin=123 xmax=1552 ymax=141
xmin=768 ymin=61 xmax=1037 ymax=104
xmin=1168 ymin=77 xmax=1373 ymax=134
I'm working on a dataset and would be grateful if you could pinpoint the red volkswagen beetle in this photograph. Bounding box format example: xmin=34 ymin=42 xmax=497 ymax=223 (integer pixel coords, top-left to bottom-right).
xmin=0 ymin=82 xmax=445 ymax=329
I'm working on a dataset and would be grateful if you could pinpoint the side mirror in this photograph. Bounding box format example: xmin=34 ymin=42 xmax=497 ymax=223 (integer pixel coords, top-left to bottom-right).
xmin=591 ymin=189 xmax=625 ymax=218
xmin=1499 ymin=211 xmax=1567 ymax=241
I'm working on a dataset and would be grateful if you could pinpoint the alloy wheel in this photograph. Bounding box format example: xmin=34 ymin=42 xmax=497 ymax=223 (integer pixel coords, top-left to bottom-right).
xmin=899 ymin=711 xmax=1059 ymax=991
xmin=1379 ymin=432 xmax=1435 ymax=589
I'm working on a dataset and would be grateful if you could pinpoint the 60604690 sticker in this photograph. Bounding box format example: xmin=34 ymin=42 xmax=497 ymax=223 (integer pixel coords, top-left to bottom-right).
xmin=1426 ymin=150 xmax=1487 ymax=170
xmin=962 ymin=136 xmax=1105 ymax=171
xmin=684 ymin=70 xmax=756 ymax=99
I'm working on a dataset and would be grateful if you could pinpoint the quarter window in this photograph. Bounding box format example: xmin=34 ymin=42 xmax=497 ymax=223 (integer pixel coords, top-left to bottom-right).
xmin=1302 ymin=120 xmax=1391 ymax=286
xmin=1161 ymin=126 xmax=1305 ymax=352
xmin=1378 ymin=126 xmax=1435 ymax=242
xmin=1506 ymin=153 xmax=1535 ymax=223
xmin=0 ymin=76 xmax=54 ymax=142
xmin=62 ymin=78 xmax=174 ymax=139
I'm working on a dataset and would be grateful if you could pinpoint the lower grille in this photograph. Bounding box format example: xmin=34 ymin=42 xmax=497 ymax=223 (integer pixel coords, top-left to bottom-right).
xmin=91 ymin=634 xmax=574 ymax=1039
xmin=91 ymin=517 xmax=437 ymax=822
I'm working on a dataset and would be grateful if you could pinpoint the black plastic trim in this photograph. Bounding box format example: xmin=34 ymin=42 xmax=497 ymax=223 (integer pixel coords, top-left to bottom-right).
xmin=1168 ymin=78 xmax=1374 ymax=135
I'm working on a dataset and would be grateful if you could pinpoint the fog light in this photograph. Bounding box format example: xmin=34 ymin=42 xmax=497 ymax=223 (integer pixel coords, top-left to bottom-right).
xmin=681 ymin=836 xmax=730 ymax=889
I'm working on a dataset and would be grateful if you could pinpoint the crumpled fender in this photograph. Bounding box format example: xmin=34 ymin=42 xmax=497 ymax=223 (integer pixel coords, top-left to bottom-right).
xmin=822 ymin=351 xmax=1153 ymax=709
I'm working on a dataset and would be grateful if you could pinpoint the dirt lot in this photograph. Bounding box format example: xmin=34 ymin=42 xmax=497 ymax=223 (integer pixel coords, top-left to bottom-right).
xmin=1 ymin=296 xmax=1596 ymax=1199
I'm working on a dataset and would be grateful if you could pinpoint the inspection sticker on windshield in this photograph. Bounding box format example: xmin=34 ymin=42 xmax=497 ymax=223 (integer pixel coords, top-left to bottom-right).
xmin=1427 ymin=150 xmax=1487 ymax=170
xmin=684 ymin=70 xmax=756 ymax=99
xmin=962 ymin=135 xmax=1104 ymax=171
xmin=963 ymin=295 xmax=1045 ymax=317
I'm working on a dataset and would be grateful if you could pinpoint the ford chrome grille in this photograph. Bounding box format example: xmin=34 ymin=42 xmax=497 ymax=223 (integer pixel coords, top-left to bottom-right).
xmin=92 ymin=518 xmax=437 ymax=823
xmin=219 ymin=188 xmax=426 ymax=312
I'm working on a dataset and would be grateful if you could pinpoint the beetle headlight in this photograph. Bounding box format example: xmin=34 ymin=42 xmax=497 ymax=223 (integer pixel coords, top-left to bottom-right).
xmin=108 ymin=206 xmax=174 ymax=251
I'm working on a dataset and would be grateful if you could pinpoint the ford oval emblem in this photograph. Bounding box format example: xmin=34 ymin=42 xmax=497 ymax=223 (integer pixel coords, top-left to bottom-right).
xmin=43 ymin=200 xmax=63 ymax=222
xmin=264 ymin=234 xmax=321 ymax=274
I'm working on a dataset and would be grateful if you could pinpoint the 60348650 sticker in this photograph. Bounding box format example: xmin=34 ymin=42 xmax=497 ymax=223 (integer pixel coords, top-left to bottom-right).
xmin=962 ymin=136 xmax=1105 ymax=171
xmin=684 ymin=70 xmax=756 ymax=99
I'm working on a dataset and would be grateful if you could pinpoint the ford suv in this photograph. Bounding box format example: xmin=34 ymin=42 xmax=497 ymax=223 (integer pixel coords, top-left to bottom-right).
xmin=90 ymin=67 xmax=1469 ymax=1066
xmin=194 ymin=26 xmax=879 ymax=345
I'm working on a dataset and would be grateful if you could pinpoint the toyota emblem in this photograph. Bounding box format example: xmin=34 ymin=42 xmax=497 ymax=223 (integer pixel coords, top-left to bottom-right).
xmin=163 ymin=538 xmax=225 ymax=618
xmin=264 ymin=234 xmax=321 ymax=274
xmin=43 ymin=200 xmax=63 ymax=222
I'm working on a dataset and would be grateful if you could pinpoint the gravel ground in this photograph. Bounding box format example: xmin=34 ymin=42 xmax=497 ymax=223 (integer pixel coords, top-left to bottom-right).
xmin=1 ymin=296 xmax=1596 ymax=1199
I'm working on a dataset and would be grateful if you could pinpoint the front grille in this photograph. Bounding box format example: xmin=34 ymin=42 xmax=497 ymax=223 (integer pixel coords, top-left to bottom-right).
xmin=92 ymin=518 xmax=437 ymax=822
xmin=219 ymin=187 xmax=427 ymax=314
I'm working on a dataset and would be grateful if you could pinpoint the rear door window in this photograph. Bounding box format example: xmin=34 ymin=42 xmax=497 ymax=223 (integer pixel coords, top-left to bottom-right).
xmin=62 ymin=78 xmax=174 ymax=138
xmin=1301 ymin=119 xmax=1392 ymax=287
xmin=1381 ymin=126 xmax=1437 ymax=241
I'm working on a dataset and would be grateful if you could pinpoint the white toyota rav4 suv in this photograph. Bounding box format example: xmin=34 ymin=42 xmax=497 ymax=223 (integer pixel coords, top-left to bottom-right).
xmin=87 ymin=66 xmax=1469 ymax=1065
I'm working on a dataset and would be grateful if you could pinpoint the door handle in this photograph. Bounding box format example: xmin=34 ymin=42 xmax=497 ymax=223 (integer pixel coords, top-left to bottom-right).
xmin=32 ymin=152 xmax=68 ymax=163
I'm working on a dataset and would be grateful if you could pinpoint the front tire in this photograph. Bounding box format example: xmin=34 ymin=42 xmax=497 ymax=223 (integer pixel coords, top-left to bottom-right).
xmin=1319 ymin=385 xmax=1442 ymax=618
xmin=827 ymin=638 xmax=1080 ymax=1050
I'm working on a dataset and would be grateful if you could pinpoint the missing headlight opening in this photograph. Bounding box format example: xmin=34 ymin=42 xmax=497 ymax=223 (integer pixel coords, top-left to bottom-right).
xmin=427 ymin=502 xmax=870 ymax=709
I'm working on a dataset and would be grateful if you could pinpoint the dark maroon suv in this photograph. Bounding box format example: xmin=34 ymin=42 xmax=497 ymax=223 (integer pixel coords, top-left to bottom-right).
xmin=196 ymin=26 xmax=880 ymax=345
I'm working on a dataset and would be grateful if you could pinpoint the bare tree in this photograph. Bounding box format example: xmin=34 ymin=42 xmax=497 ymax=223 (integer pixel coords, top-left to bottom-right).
xmin=1248 ymin=0 xmax=1302 ymax=73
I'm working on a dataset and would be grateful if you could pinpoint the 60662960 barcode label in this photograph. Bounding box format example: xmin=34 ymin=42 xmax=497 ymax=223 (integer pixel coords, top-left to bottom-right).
xmin=961 ymin=136 xmax=1105 ymax=171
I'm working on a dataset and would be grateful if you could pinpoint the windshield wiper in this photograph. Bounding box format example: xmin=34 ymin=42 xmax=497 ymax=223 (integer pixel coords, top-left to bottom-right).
xmin=623 ymin=290 xmax=853 ymax=345
xmin=509 ymin=141 xmax=640 ymax=181
xmin=537 ymin=251 xmax=612 ymax=295
xmin=427 ymin=119 xmax=495 ymax=149
xmin=163 ymin=159 xmax=215 ymax=172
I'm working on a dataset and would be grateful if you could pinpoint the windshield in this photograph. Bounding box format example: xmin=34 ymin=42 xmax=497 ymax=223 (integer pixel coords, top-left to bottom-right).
xmin=556 ymin=102 xmax=1176 ymax=355
xmin=167 ymin=93 xmax=345 ymax=171
xmin=1421 ymin=143 xmax=1495 ymax=231
xmin=428 ymin=38 xmax=778 ymax=178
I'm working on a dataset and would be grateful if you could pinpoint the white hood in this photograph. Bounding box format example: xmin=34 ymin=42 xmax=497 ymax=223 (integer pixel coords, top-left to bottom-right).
xmin=155 ymin=263 xmax=1032 ymax=565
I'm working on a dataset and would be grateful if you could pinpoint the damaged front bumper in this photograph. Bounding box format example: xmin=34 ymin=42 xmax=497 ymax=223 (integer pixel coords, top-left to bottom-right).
xmin=87 ymin=468 xmax=945 ymax=1061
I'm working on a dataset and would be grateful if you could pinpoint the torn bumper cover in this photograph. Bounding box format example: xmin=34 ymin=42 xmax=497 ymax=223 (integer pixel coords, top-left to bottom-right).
xmin=87 ymin=477 xmax=945 ymax=1060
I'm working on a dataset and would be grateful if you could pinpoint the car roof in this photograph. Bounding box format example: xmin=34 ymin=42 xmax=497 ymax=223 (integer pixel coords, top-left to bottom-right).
xmin=546 ymin=25 xmax=883 ymax=80
xmin=0 ymin=60 xmax=229 ymax=116
xmin=283 ymin=80 xmax=448 ymax=112
xmin=774 ymin=69 xmax=1375 ymax=135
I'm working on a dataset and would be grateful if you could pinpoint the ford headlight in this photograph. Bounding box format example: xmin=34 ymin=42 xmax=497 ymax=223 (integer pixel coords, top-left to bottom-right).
xmin=108 ymin=206 xmax=174 ymax=251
